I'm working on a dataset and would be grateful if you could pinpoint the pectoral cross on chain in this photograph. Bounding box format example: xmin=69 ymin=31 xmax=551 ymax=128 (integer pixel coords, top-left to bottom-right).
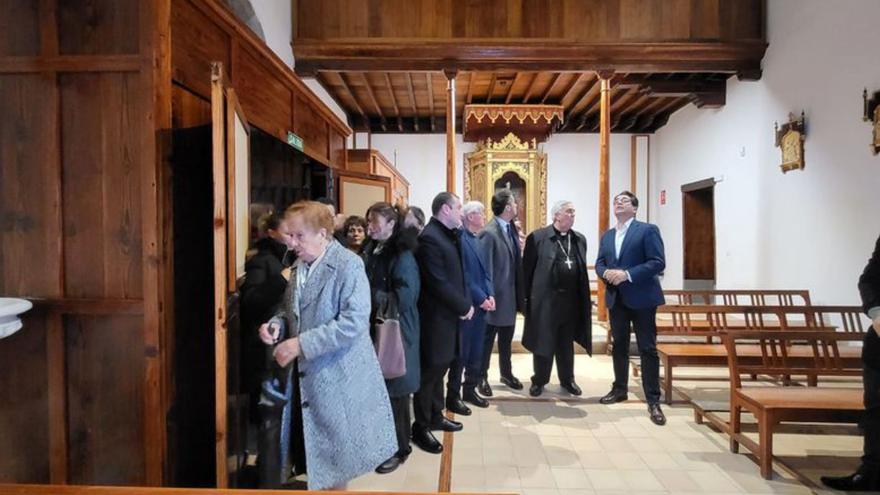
xmin=564 ymin=258 xmax=573 ymax=270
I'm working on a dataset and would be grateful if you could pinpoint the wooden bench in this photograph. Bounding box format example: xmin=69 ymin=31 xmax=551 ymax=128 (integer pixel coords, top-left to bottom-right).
xmin=663 ymin=289 xmax=811 ymax=306
xmin=721 ymin=330 xmax=864 ymax=479
xmin=655 ymin=305 xmax=867 ymax=404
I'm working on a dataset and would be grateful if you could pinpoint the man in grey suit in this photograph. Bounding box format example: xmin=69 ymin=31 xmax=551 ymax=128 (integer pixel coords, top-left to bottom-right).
xmin=477 ymin=189 xmax=526 ymax=398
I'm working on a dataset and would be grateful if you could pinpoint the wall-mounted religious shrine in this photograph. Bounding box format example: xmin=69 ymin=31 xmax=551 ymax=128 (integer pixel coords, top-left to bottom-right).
xmin=463 ymin=105 xmax=563 ymax=234
xmin=864 ymin=89 xmax=880 ymax=155
xmin=775 ymin=112 xmax=807 ymax=173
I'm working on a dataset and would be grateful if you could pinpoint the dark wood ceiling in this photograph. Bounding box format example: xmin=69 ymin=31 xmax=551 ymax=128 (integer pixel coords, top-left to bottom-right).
xmin=295 ymin=0 xmax=766 ymax=134
xmin=316 ymin=70 xmax=730 ymax=134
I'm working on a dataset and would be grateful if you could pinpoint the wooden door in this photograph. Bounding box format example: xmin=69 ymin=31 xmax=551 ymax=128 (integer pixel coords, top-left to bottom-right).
xmin=682 ymin=180 xmax=716 ymax=283
xmin=210 ymin=62 xmax=250 ymax=488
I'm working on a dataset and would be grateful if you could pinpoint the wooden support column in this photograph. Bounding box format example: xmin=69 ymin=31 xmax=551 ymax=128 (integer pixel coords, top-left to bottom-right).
xmin=597 ymin=72 xmax=613 ymax=322
xmin=444 ymin=69 xmax=458 ymax=193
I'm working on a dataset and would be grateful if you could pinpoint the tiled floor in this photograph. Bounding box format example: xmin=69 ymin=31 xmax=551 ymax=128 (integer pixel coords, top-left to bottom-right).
xmin=347 ymin=351 xmax=864 ymax=495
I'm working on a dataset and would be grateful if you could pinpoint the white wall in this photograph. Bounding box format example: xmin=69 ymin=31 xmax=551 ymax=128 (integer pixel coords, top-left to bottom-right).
xmin=543 ymin=133 xmax=636 ymax=251
xmin=652 ymin=0 xmax=880 ymax=304
xmin=369 ymin=134 xmax=471 ymax=211
xmin=369 ymin=132 xmax=639 ymax=253
xmin=249 ymin=1 xmax=294 ymax=68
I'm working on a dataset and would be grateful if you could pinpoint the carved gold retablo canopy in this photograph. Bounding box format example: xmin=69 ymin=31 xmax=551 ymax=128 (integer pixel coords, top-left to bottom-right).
xmin=463 ymin=104 xmax=564 ymax=143
xmin=464 ymin=132 xmax=547 ymax=235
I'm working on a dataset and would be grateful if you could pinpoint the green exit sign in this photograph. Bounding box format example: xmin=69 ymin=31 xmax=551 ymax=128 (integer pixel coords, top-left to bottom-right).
xmin=287 ymin=131 xmax=304 ymax=151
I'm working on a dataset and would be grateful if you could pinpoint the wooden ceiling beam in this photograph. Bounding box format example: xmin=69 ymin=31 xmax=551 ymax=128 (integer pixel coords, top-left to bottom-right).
xmin=466 ymin=71 xmax=476 ymax=104
xmin=337 ymin=71 xmax=369 ymax=131
xmin=485 ymin=73 xmax=498 ymax=103
xmin=361 ymin=72 xmax=387 ymax=132
xmin=572 ymin=77 xmax=603 ymax=115
xmin=293 ymin=41 xmax=766 ymax=75
xmin=383 ymin=72 xmax=403 ymax=132
xmin=406 ymin=72 xmax=420 ymax=132
xmin=557 ymin=73 xmax=585 ymax=107
xmin=522 ymin=72 xmax=541 ymax=103
xmin=427 ymin=72 xmax=436 ymax=132
xmin=504 ymin=72 xmax=523 ymax=104
xmin=540 ymin=72 xmax=562 ymax=104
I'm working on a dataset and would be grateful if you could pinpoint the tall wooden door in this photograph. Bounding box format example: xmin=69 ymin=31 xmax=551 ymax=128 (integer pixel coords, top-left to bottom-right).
xmin=210 ymin=62 xmax=250 ymax=488
xmin=682 ymin=180 xmax=716 ymax=288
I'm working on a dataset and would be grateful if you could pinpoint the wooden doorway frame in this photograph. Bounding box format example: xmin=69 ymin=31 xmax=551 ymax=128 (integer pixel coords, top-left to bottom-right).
xmin=681 ymin=178 xmax=717 ymax=284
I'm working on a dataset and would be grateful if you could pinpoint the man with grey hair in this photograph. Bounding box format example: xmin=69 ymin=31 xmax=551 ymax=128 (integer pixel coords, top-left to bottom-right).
xmin=522 ymin=200 xmax=593 ymax=397
xmin=447 ymin=201 xmax=495 ymax=414
xmin=478 ymin=188 xmax=526 ymax=398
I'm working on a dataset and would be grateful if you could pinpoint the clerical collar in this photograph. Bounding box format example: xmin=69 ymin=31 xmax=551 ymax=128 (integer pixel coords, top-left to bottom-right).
xmin=552 ymin=226 xmax=570 ymax=238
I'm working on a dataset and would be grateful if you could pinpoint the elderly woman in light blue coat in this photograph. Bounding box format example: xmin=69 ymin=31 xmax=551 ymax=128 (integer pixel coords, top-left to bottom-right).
xmin=259 ymin=201 xmax=396 ymax=490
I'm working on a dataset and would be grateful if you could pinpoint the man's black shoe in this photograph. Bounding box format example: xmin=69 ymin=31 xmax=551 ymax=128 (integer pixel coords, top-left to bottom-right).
xmin=430 ymin=417 xmax=463 ymax=432
xmin=446 ymin=397 xmax=472 ymax=416
xmin=648 ymin=403 xmax=667 ymax=426
xmin=375 ymin=454 xmax=403 ymax=474
xmin=500 ymin=375 xmax=524 ymax=390
xmin=599 ymin=389 xmax=628 ymax=404
xmin=478 ymin=378 xmax=493 ymax=397
xmin=821 ymin=470 xmax=880 ymax=491
xmin=561 ymin=381 xmax=582 ymax=396
xmin=411 ymin=425 xmax=442 ymax=454
xmin=529 ymin=383 xmax=544 ymax=397
xmin=463 ymin=389 xmax=489 ymax=408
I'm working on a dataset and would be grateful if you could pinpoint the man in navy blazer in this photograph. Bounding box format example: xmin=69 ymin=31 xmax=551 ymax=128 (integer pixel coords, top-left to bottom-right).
xmin=447 ymin=201 xmax=495 ymax=415
xmin=595 ymin=191 xmax=667 ymax=426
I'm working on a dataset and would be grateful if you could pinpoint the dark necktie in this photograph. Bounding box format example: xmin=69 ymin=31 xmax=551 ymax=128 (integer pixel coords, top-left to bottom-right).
xmin=507 ymin=223 xmax=520 ymax=260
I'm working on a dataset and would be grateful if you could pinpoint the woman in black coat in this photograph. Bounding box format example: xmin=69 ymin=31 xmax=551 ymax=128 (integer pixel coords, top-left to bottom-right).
xmin=362 ymin=202 xmax=421 ymax=475
xmin=240 ymin=212 xmax=293 ymax=423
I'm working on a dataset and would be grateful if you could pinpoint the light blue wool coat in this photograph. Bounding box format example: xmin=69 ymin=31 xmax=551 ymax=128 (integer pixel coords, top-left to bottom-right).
xmin=271 ymin=240 xmax=396 ymax=489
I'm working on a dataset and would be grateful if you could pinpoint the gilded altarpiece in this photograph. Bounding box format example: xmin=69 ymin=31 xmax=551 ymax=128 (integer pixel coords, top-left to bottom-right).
xmin=464 ymin=133 xmax=547 ymax=234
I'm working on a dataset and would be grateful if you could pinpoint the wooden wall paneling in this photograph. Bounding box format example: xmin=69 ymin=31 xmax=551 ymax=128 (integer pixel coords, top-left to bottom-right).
xmin=60 ymin=73 xmax=143 ymax=300
xmin=0 ymin=311 xmax=50 ymax=483
xmin=210 ymin=62 xmax=230 ymax=488
xmin=0 ymin=74 xmax=63 ymax=298
xmin=0 ymin=0 xmax=40 ymax=56
xmin=690 ymin=0 xmax=721 ymax=39
xmin=233 ymin=44 xmax=292 ymax=141
xmin=171 ymin=84 xmax=212 ymax=128
xmin=65 ymin=314 xmax=145 ymax=485
xmin=170 ymin=0 xmax=230 ymax=99
xmin=294 ymin=0 xmax=764 ymax=42
xmin=619 ymin=0 xmax=663 ymax=39
xmin=660 ymin=0 xmax=692 ymax=39
xmin=38 ymin=0 xmax=60 ymax=57
xmin=46 ymin=311 xmax=68 ymax=484
xmin=57 ymin=0 xmax=139 ymax=55
xmin=144 ymin=0 xmax=170 ymax=485
xmin=329 ymin=129 xmax=346 ymax=170
xmin=294 ymin=96 xmax=330 ymax=165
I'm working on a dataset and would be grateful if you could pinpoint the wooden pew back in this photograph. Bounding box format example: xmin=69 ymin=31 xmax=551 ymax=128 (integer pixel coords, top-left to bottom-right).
xmin=664 ymin=289 xmax=811 ymax=306
xmin=722 ymin=330 xmax=863 ymax=387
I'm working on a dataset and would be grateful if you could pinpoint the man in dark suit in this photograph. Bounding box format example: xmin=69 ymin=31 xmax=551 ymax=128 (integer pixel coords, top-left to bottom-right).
xmin=522 ymin=200 xmax=592 ymax=397
xmin=478 ymin=189 xmax=525 ymax=397
xmin=595 ymin=191 xmax=667 ymax=426
xmin=447 ymin=201 xmax=495 ymax=414
xmin=822 ymin=234 xmax=880 ymax=491
xmin=413 ymin=192 xmax=474 ymax=454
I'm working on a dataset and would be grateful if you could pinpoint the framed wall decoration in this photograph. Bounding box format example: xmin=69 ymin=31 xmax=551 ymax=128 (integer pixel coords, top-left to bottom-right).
xmin=774 ymin=112 xmax=806 ymax=173
xmin=864 ymin=88 xmax=880 ymax=155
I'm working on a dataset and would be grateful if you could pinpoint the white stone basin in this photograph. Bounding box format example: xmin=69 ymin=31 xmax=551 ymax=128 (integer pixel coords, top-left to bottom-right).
xmin=0 ymin=298 xmax=33 ymax=339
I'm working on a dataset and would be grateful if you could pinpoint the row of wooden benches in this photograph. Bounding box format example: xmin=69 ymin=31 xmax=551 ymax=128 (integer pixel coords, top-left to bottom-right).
xmin=633 ymin=290 xmax=868 ymax=480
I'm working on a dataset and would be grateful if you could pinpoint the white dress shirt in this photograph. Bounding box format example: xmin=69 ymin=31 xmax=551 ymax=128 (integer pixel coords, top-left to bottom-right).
xmin=614 ymin=217 xmax=635 ymax=283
